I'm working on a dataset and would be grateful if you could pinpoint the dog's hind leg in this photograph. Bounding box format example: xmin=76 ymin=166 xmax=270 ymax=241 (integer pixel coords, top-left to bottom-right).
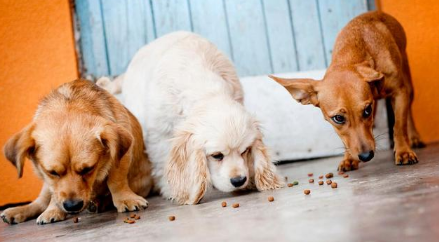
xmin=1 ymin=184 xmax=51 ymax=224
xmin=401 ymin=51 xmax=426 ymax=148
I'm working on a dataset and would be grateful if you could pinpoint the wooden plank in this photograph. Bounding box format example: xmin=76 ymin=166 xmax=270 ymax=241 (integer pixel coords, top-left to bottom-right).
xmin=101 ymin=0 xmax=153 ymax=76
xmin=151 ymin=0 xmax=192 ymax=38
xmin=288 ymin=0 xmax=326 ymax=71
xmin=224 ymin=0 xmax=272 ymax=76
xmin=262 ymin=0 xmax=299 ymax=73
xmin=75 ymin=0 xmax=109 ymax=77
xmin=189 ymin=0 xmax=232 ymax=58
xmin=318 ymin=0 xmax=368 ymax=64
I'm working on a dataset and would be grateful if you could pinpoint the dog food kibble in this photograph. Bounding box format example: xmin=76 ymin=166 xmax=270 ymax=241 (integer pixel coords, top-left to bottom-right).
xmin=135 ymin=215 xmax=141 ymax=220
xmin=130 ymin=214 xmax=136 ymax=218
xmin=338 ymin=171 xmax=344 ymax=175
xmin=325 ymin=173 xmax=334 ymax=179
xmin=73 ymin=217 xmax=79 ymax=223
xmin=285 ymin=176 xmax=288 ymax=181
xmin=318 ymin=181 xmax=324 ymax=185
xmin=168 ymin=216 xmax=176 ymax=221
xmin=326 ymin=180 xmax=332 ymax=185
xmin=309 ymin=179 xmax=314 ymax=183
xmin=308 ymin=173 xmax=313 ymax=177
xmin=343 ymin=174 xmax=349 ymax=178
xmin=319 ymin=175 xmax=323 ymax=179
xmin=287 ymin=183 xmax=294 ymax=187
xmin=304 ymin=189 xmax=311 ymax=195
xmin=268 ymin=196 xmax=274 ymax=202
xmin=331 ymin=182 xmax=338 ymax=188
xmin=221 ymin=201 xmax=227 ymax=207
xmin=232 ymin=203 xmax=240 ymax=208
xmin=124 ymin=218 xmax=135 ymax=224
xmin=293 ymin=181 xmax=299 ymax=185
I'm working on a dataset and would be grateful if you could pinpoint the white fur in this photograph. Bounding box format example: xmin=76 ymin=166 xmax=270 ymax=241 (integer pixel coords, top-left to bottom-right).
xmin=116 ymin=32 xmax=281 ymax=203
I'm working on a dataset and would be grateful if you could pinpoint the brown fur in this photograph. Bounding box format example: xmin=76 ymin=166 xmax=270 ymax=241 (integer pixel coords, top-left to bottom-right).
xmin=1 ymin=79 xmax=153 ymax=225
xmin=270 ymin=11 xmax=424 ymax=171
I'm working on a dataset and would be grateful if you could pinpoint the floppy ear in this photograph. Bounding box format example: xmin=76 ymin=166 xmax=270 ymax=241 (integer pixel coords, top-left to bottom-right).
xmin=166 ymin=131 xmax=210 ymax=205
xmin=98 ymin=124 xmax=133 ymax=167
xmin=249 ymin=126 xmax=284 ymax=190
xmin=268 ymin=75 xmax=320 ymax=106
xmin=356 ymin=65 xmax=385 ymax=97
xmin=4 ymin=123 xmax=36 ymax=178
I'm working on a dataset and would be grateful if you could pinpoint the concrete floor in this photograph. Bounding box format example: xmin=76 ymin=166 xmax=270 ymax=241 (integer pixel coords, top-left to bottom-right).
xmin=1 ymin=143 xmax=439 ymax=242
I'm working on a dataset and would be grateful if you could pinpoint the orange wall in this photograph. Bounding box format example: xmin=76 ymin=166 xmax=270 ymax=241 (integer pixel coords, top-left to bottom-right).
xmin=378 ymin=0 xmax=439 ymax=143
xmin=0 ymin=0 xmax=78 ymax=206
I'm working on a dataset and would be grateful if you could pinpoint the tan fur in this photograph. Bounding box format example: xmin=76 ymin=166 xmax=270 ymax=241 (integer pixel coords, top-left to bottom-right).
xmin=1 ymin=79 xmax=153 ymax=225
xmin=270 ymin=11 xmax=424 ymax=171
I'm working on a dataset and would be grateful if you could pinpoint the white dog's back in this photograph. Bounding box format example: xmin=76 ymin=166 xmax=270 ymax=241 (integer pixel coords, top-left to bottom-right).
xmin=122 ymin=32 xmax=243 ymax=192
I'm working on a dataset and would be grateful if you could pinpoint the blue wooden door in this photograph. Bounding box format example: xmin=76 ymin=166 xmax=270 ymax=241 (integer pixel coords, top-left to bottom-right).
xmin=75 ymin=0 xmax=375 ymax=77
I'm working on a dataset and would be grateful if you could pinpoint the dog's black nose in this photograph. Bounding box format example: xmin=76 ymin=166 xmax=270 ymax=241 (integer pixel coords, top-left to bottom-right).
xmin=358 ymin=150 xmax=374 ymax=162
xmin=63 ymin=199 xmax=84 ymax=212
xmin=230 ymin=176 xmax=247 ymax=187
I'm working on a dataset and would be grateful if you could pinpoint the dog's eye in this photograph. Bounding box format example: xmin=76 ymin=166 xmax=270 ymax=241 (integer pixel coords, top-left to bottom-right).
xmin=331 ymin=115 xmax=346 ymax=124
xmin=363 ymin=104 xmax=372 ymax=118
xmin=212 ymin=153 xmax=224 ymax=161
xmin=79 ymin=166 xmax=94 ymax=176
xmin=49 ymin=170 xmax=59 ymax=177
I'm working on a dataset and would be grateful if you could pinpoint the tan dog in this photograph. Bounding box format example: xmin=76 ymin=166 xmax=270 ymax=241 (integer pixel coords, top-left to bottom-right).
xmin=270 ymin=11 xmax=424 ymax=171
xmin=1 ymin=79 xmax=153 ymax=225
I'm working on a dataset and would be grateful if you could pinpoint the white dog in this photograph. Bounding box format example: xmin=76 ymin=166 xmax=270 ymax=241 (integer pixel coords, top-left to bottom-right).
xmin=98 ymin=31 xmax=283 ymax=204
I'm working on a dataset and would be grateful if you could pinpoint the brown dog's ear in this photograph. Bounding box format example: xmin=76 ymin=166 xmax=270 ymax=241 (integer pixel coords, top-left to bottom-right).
xmin=4 ymin=123 xmax=36 ymax=178
xmin=356 ymin=65 xmax=384 ymax=97
xmin=98 ymin=124 xmax=133 ymax=167
xmin=249 ymin=125 xmax=284 ymax=190
xmin=166 ymin=130 xmax=209 ymax=205
xmin=268 ymin=75 xmax=320 ymax=106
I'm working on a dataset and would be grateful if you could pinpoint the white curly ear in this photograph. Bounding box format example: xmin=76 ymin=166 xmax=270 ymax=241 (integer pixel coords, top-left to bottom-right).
xmin=166 ymin=131 xmax=210 ymax=204
xmin=249 ymin=127 xmax=284 ymax=190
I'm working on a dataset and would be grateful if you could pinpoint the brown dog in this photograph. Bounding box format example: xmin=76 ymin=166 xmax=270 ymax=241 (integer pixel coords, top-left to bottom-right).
xmin=1 ymin=79 xmax=153 ymax=224
xmin=270 ymin=11 xmax=424 ymax=171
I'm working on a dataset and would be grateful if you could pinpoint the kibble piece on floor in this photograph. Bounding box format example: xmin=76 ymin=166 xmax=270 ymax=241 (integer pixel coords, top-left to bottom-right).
xmin=285 ymin=176 xmax=288 ymax=181
xmin=308 ymin=173 xmax=313 ymax=177
xmin=309 ymin=179 xmax=314 ymax=183
xmin=326 ymin=180 xmax=332 ymax=185
xmin=326 ymin=173 xmax=334 ymax=178
xmin=130 ymin=214 xmax=136 ymax=218
xmin=343 ymin=174 xmax=349 ymax=178
xmin=221 ymin=201 xmax=227 ymax=207
xmin=319 ymin=175 xmax=323 ymax=179
xmin=293 ymin=181 xmax=299 ymax=185
xmin=318 ymin=181 xmax=324 ymax=185
xmin=287 ymin=183 xmax=294 ymax=187
xmin=232 ymin=203 xmax=240 ymax=208
xmin=338 ymin=171 xmax=344 ymax=175
xmin=168 ymin=216 xmax=176 ymax=221
xmin=304 ymin=189 xmax=311 ymax=195
xmin=135 ymin=215 xmax=141 ymax=220
xmin=73 ymin=217 xmax=79 ymax=223
xmin=331 ymin=182 xmax=338 ymax=188
xmin=124 ymin=218 xmax=135 ymax=224
xmin=268 ymin=196 xmax=274 ymax=202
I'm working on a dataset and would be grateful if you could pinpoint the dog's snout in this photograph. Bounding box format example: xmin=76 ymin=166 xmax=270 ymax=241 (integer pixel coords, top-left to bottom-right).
xmin=358 ymin=150 xmax=374 ymax=162
xmin=63 ymin=199 xmax=84 ymax=212
xmin=230 ymin=176 xmax=247 ymax=188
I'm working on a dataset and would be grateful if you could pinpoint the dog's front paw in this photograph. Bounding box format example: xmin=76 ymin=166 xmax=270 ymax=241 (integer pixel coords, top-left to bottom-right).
xmin=113 ymin=193 xmax=148 ymax=213
xmin=338 ymin=159 xmax=359 ymax=172
xmin=395 ymin=149 xmax=418 ymax=165
xmin=1 ymin=207 xmax=30 ymax=224
xmin=36 ymin=209 xmax=66 ymax=225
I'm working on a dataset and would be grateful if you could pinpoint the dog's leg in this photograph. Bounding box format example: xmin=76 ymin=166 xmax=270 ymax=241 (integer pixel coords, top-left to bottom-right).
xmin=337 ymin=152 xmax=359 ymax=172
xmin=36 ymin=194 xmax=67 ymax=225
xmin=401 ymin=51 xmax=425 ymax=148
xmin=391 ymin=91 xmax=419 ymax=165
xmin=107 ymin=153 xmax=148 ymax=212
xmin=1 ymin=184 xmax=51 ymax=224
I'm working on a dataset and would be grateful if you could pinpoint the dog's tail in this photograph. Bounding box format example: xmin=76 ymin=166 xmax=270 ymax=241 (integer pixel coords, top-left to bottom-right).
xmin=96 ymin=73 xmax=125 ymax=95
